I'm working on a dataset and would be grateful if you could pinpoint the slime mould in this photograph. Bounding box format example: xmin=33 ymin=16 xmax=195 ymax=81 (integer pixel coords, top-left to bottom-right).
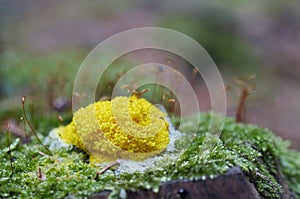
xmin=58 ymin=95 xmax=170 ymax=163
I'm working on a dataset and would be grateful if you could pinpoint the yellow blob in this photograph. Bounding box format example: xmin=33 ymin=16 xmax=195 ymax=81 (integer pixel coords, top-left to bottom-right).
xmin=58 ymin=95 xmax=170 ymax=163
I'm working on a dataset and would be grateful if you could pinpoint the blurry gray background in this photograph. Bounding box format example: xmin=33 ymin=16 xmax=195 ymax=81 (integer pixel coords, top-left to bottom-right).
xmin=0 ymin=0 xmax=299 ymax=149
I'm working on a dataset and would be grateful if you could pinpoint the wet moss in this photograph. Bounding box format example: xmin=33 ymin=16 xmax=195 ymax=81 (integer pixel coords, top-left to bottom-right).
xmin=0 ymin=113 xmax=299 ymax=198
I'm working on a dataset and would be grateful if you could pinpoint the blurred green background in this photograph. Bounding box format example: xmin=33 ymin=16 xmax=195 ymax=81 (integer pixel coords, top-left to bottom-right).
xmin=0 ymin=0 xmax=299 ymax=149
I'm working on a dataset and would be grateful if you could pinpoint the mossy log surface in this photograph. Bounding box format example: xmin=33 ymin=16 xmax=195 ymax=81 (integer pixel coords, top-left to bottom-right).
xmin=0 ymin=113 xmax=300 ymax=199
xmin=91 ymin=167 xmax=262 ymax=199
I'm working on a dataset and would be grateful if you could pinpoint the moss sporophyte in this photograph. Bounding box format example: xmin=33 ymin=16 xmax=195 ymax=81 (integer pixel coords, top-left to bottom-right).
xmin=57 ymin=95 xmax=170 ymax=163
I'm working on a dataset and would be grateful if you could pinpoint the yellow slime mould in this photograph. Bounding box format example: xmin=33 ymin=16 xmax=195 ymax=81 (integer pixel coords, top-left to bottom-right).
xmin=58 ymin=95 xmax=170 ymax=163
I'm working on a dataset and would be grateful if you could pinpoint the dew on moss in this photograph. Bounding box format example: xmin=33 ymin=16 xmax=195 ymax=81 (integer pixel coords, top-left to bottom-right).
xmin=0 ymin=113 xmax=300 ymax=198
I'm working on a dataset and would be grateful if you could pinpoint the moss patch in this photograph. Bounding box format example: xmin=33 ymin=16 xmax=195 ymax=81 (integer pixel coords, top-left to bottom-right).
xmin=0 ymin=113 xmax=300 ymax=199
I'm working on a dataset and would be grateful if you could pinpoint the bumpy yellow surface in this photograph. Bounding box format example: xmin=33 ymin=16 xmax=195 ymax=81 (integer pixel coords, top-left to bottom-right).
xmin=58 ymin=95 xmax=170 ymax=163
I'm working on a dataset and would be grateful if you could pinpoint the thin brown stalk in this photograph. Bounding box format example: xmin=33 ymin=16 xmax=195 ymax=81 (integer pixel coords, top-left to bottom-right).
xmin=234 ymin=74 xmax=255 ymax=123
xmin=236 ymin=88 xmax=250 ymax=122
xmin=20 ymin=116 xmax=28 ymax=142
xmin=97 ymin=161 xmax=119 ymax=175
xmin=21 ymin=96 xmax=53 ymax=156
xmin=94 ymin=161 xmax=119 ymax=180
xmin=6 ymin=123 xmax=14 ymax=175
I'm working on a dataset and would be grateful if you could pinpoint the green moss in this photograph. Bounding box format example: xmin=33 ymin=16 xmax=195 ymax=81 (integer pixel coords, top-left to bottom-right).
xmin=0 ymin=113 xmax=300 ymax=199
